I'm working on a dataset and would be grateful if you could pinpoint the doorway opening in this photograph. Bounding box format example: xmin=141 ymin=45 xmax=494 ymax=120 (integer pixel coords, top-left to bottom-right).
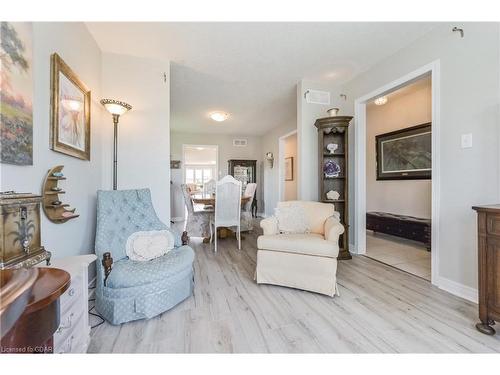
xmin=364 ymin=75 xmax=432 ymax=280
xmin=354 ymin=60 xmax=440 ymax=285
xmin=278 ymin=130 xmax=298 ymax=201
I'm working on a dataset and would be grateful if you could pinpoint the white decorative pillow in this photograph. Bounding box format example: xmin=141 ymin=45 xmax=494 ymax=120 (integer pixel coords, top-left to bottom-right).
xmin=125 ymin=230 xmax=175 ymax=261
xmin=274 ymin=204 xmax=310 ymax=234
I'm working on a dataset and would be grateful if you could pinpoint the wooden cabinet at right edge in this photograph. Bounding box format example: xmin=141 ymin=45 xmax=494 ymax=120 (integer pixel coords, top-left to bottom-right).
xmin=472 ymin=204 xmax=500 ymax=335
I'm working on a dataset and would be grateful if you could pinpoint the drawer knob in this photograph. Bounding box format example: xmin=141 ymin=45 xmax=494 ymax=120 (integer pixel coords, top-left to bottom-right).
xmin=68 ymin=288 xmax=75 ymax=296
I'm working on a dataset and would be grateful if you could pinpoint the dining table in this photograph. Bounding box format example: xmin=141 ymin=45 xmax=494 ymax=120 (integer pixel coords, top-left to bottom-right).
xmin=191 ymin=193 xmax=252 ymax=242
xmin=191 ymin=194 xmax=251 ymax=207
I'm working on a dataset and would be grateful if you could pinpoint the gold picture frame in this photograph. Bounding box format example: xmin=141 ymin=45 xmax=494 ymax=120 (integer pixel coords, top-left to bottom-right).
xmin=50 ymin=53 xmax=91 ymax=160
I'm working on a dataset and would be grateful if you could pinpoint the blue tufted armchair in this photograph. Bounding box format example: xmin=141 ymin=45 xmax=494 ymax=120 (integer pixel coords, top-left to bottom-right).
xmin=94 ymin=189 xmax=195 ymax=325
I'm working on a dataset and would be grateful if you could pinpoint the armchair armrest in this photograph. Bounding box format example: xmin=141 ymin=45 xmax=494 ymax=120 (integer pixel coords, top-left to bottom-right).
xmin=324 ymin=216 xmax=345 ymax=243
xmin=102 ymin=252 xmax=113 ymax=287
xmin=260 ymin=216 xmax=279 ymax=235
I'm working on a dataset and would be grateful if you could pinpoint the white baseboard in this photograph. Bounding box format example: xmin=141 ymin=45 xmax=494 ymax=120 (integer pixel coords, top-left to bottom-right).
xmin=436 ymin=276 xmax=478 ymax=304
xmin=171 ymin=216 xmax=185 ymax=222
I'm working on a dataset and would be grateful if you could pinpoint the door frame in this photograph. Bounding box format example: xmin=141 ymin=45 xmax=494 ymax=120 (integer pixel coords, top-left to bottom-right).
xmin=181 ymin=144 xmax=219 ymax=185
xmin=353 ymin=60 xmax=440 ymax=285
xmin=278 ymin=130 xmax=298 ymax=202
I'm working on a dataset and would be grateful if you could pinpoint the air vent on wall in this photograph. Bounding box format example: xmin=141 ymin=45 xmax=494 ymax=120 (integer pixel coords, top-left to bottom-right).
xmin=233 ymin=139 xmax=248 ymax=147
xmin=304 ymin=89 xmax=331 ymax=105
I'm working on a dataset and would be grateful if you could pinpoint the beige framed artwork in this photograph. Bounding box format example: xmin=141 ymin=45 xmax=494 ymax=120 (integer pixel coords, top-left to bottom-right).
xmin=50 ymin=53 xmax=91 ymax=160
xmin=285 ymin=157 xmax=293 ymax=181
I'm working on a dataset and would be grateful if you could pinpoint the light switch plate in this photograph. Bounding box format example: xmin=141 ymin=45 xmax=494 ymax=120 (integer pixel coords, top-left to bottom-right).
xmin=461 ymin=133 xmax=473 ymax=148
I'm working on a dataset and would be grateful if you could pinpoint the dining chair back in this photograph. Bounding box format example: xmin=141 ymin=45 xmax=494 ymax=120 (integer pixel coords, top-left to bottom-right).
xmin=203 ymin=179 xmax=216 ymax=196
xmin=181 ymin=184 xmax=194 ymax=214
xmin=211 ymin=175 xmax=242 ymax=252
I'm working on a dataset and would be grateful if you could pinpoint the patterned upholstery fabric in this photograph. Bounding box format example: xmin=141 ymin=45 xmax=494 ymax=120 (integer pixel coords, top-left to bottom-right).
xmin=181 ymin=184 xmax=212 ymax=237
xmin=95 ymin=189 xmax=194 ymax=325
xmin=107 ymin=246 xmax=194 ymax=288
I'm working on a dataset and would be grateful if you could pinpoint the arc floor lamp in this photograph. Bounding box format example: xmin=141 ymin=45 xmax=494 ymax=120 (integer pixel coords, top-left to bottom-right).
xmin=100 ymin=99 xmax=132 ymax=190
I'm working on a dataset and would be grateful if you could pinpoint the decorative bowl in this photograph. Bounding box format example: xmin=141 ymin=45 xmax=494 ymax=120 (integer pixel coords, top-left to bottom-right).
xmin=324 ymin=160 xmax=341 ymax=178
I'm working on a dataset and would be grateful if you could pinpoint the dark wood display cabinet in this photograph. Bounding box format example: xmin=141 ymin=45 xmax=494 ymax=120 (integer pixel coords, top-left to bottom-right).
xmin=472 ymin=204 xmax=500 ymax=335
xmin=228 ymin=159 xmax=257 ymax=217
xmin=314 ymin=116 xmax=353 ymax=260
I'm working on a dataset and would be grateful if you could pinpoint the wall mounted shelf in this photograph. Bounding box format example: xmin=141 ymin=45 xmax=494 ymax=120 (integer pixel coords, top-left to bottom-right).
xmin=42 ymin=165 xmax=79 ymax=224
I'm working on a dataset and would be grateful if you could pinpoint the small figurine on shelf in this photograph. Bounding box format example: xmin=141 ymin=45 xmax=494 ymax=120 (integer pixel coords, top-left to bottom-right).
xmin=51 ymin=186 xmax=62 ymax=192
xmin=326 ymin=190 xmax=340 ymax=201
xmin=52 ymin=172 xmax=64 ymax=177
xmin=326 ymin=143 xmax=338 ymax=154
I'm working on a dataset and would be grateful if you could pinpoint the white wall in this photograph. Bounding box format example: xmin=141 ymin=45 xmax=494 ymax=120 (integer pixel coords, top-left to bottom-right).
xmin=340 ymin=23 xmax=500 ymax=294
xmin=170 ymin=132 xmax=262 ymax=219
xmin=101 ymin=53 xmax=171 ymax=224
xmin=284 ymin=133 xmax=298 ymax=201
xmin=366 ymin=80 xmax=432 ymax=218
xmin=297 ymin=80 xmax=349 ymax=201
xmin=0 ymin=23 xmax=104 ymax=260
xmin=260 ymin=122 xmax=297 ymax=216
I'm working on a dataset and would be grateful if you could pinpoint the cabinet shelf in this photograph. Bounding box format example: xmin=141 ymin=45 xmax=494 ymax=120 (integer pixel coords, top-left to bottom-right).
xmin=315 ymin=115 xmax=353 ymax=260
xmin=44 ymin=191 xmax=66 ymax=195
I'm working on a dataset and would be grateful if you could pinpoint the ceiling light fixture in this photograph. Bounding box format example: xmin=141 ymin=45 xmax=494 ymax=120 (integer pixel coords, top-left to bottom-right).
xmin=374 ymin=96 xmax=388 ymax=106
xmin=210 ymin=111 xmax=229 ymax=122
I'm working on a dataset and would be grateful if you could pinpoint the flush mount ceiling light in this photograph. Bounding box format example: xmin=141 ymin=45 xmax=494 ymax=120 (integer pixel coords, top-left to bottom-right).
xmin=210 ymin=111 xmax=229 ymax=122
xmin=374 ymin=96 xmax=388 ymax=106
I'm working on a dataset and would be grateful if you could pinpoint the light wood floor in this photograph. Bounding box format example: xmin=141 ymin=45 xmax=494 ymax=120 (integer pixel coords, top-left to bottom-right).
xmin=88 ymin=222 xmax=500 ymax=353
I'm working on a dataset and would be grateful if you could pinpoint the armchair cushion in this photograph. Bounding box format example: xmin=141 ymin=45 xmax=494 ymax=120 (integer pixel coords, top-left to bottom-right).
xmin=106 ymin=246 xmax=194 ymax=289
xmin=275 ymin=203 xmax=310 ymax=234
xmin=260 ymin=216 xmax=279 ymax=235
xmin=257 ymin=233 xmax=339 ymax=258
xmin=276 ymin=201 xmax=336 ymax=235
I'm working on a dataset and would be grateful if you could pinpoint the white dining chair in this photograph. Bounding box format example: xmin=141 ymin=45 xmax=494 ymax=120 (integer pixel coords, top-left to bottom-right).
xmin=241 ymin=183 xmax=257 ymax=231
xmin=210 ymin=175 xmax=242 ymax=253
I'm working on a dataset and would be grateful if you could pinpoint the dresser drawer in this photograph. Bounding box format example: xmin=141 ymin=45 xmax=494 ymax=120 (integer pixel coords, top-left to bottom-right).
xmin=486 ymin=214 xmax=500 ymax=236
xmin=54 ymin=297 xmax=85 ymax=348
xmin=60 ymin=274 xmax=83 ymax=313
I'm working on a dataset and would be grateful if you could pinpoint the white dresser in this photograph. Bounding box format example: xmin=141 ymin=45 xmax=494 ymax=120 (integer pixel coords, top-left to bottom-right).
xmin=42 ymin=254 xmax=97 ymax=353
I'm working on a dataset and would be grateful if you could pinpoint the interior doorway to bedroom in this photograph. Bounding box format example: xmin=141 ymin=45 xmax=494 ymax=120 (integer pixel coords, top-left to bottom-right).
xmin=364 ymin=74 xmax=432 ymax=280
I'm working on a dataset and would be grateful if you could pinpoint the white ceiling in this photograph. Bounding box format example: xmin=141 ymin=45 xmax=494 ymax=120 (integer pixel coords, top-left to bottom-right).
xmin=86 ymin=22 xmax=437 ymax=136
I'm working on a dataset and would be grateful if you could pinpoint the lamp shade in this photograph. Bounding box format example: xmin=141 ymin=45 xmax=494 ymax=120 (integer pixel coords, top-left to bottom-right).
xmin=100 ymin=99 xmax=132 ymax=116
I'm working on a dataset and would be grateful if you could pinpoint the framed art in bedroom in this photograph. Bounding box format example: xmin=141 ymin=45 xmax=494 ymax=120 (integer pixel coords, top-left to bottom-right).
xmin=376 ymin=122 xmax=431 ymax=180
xmin=50 ymin=53 xmax=91 ymax=160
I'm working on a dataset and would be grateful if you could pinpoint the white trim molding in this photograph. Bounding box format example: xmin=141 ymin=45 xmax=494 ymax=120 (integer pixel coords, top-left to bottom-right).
xmin=436 ymin=276 xmax=478 ymax=304
xmin=354 ymin=60 xmax=441 ymax=287
xmin=278 ymin=130 xmax=298 ymax=202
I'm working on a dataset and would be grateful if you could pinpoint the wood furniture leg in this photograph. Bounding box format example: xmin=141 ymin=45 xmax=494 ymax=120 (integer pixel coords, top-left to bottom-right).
xmin=102 ymin=252 xmax=113 ymax=287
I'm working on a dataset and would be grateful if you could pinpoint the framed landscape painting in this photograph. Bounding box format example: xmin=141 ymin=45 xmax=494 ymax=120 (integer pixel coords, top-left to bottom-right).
xmin=50 ymin=53 xmax=91 ymax=160
xmin=0 ymin=22 xmax=33 ymax=165
xmin=285 ymin=157 xmax=293 ymax=181
xmin=376 ymin=123 xmax=431 ymax=180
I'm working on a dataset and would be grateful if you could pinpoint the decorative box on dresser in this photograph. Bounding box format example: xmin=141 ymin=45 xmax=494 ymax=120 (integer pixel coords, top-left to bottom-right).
xmin=472 ymin=204 xmax=500 ymax=335
xmin=38 ymin=254 xmax=97 ymax=352
xmin=314 ymin=116 xmax=353 ymax=260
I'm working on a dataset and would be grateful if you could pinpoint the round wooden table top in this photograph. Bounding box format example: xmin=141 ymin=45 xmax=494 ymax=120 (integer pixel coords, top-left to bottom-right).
xmin=192 ymin=195 xmax=251 ymax=206
xmin=1 ymin=268 xmax=70 ymax=314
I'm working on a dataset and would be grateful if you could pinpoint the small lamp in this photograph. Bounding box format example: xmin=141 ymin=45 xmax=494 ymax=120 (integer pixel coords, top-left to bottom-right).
xmin=100 ymin=99 xmax=132 ymax=190
xmin=265 ymin=152 xmax=274 ymax=168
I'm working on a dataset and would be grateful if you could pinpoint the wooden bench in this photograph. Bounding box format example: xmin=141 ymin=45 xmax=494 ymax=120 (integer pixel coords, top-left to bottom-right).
xmin=366 ymin=212 xmax=431 ymax=250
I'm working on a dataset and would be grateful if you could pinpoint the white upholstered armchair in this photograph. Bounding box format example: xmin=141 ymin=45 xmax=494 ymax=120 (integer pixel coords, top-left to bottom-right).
xmin=256 ymin=201 xmax=345 ymax=297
